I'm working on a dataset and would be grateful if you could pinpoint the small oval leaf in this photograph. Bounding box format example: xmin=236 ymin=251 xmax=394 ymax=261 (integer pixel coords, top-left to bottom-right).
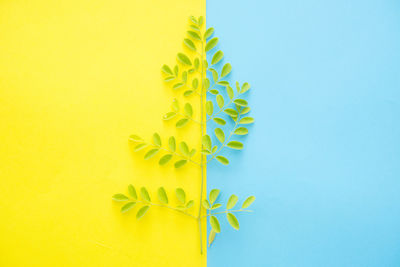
xmin=136 ymin=206 xmax=150 ymax=219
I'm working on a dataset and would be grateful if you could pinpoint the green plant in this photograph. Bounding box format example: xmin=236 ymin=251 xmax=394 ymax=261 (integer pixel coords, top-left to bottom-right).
xmin=113 ymin=16 xmax=255 ymax=254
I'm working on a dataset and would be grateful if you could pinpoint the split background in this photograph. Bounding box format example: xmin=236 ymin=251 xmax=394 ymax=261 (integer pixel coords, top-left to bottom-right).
xmin=0 ymin=0 xmax=399 ymax=266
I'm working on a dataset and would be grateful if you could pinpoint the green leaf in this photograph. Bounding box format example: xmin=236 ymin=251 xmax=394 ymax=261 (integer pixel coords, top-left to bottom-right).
xmin=184 ymin=90 xmax=194 ymax=97
xmin=187 ymin=31 xmax=201 ymax=40
xmin=239 ymin=117 xmax=255 ymax=124
xmin=192 ymin=78 xmax=199 ymax=89
xmin=234 ymin=127 xmax=248 ymax=135
xmin=136 ymin=205 xmax=150 ymax=219
xmin=161 ymin=65 xmax=173 ymax=75
xmin=202 ymin=135 xmax=212 ymax=151
xmin=240 ymin=82 xmax=251 ymax=93
xmin=175 ymin=188 xmax=186 ymax=204
xmin=227 ymin=213 xmax=239 ymax=230
xmin=234 ymin=99 xmax=248 ymax=107
xmin=194 ymin=58 xmax=200 ymax=69
xmin=179 ymin=142 xmax=189 ymax=156
xmin=176 ymin=118 xmax=189 ymax=128
xmin=202 ymin=199 xmax=211 ymax=209
xmin=172 ymin=98 xmax=179 ymax=111
xmin=240 ymin=107 xmax=250 ymax=115
xmin=236 ymin=81 xmax=241 ymax=93
xmin=186 ymin=200 xmax=194 ymax=208
xmin=164 ymin=76 xmax=175 ymax=82
xmin=208 ymin=229 xmax=216 ymax=247
xmin=209 ymin=189 xmax=220 ymax=204
xmin=221 ymin=63 xmax=232 ymax=78
xmin=226 ymin=86 xmax=234 ymax=99
xmin=242 ymin=196 xmax=256 ymax=209
xmin=227 ymin=141 xmax=243 ymax=150
xmin=212 ymin=146 xmax=218 ymax=154
xmin=216 ymin=94 xmax=224 ymax=108
xmin=211 ymin=50 xmax=224 ymax=65
xmin=121 ymin=202 xmax=136 ymax=213
xmin=206 ymin=101 xmax=214 ymax=116
xmin=184 ymin=103 xmax=193 ymax=117
xmin=190 ymin=24 xmax=200 ymax=31
xmin=210 ymin=216 xmax=221 ymax=233
xmin=189 ymin=16 xmax=198 ymax=24
xmin=198 ymin=16 xmax=204 ymax=26
xmin=227 ymin=194 xmax=238 ymax=209
xmin=217 ymin=81 xmax=229 ymax=86
xmin=216 ymin=155 xmax=229 ymax=165
xmin=169 ymin=136 xmax=176 ymax=152
xmin=112 ymin=194 xmax=129 ymax=202
xmin=159 ymin=154 xmax=173 ymax=165
xmin=129 ymin=135 xmax=142 ymax=142
xmin=174 ymin=65 xmax=179 ymax=76
xmin=213 ymin=118 xmax=226 ymax=125
xmin=184 ymin=38 xmax=196 ymax=51
xmin=205 ymin=38 xmax=218 ymax=52
xmin=157 ymin=187 xmax=168 ymax=204
xmin=214 ymin=128 xmax=225 ymax=143
xmin=144 ymin=148 xmax=160 ymax=160
xmin=140 ymin=187 xmax=151 ymax=202
xmin=182 ymin=71 xmax=187 ymax=82
xmin=163 ymin=112 xmax=176 ymax=120
xmin=174 ymin=159 xmax=187 ymax=168
xmin=204 ymin=27 xmax=214 ymax=39
xmin=211 ymin=203 xmax=222 ymax=210
xmin=128 ymin=185 xmax=137 ymax=200
xmin=189 ymin=148 xmax=196 ymax=158
xmin=177 ymin=53 xmax=192 ymax=65
xmin=224 ymin=108 xmax=238 ymax=117
xmin=173 ymin=83 xmax=184 ymax=89
xmin=209 ymin=89 xmax=219 ymax=95
xmin=209 ymin=68 xmax=218 ymax=82
xmin=133 ymin=143 xmax=147 ymax=152
xmin=153 ymin=133 xmax=161 ymax=146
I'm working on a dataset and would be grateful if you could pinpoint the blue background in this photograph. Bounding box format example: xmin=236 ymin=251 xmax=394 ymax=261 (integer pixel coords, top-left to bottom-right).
xmin=206 ymin=0 xmax=400 ymax=266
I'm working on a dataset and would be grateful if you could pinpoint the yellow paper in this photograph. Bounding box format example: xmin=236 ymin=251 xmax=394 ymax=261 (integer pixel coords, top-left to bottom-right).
xmin=0 ymin=0 xmax=206 ymax=266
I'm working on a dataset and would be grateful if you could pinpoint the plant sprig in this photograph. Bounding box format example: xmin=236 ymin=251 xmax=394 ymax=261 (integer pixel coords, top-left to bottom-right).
xmin=113 ymin=15 xmax=256 ymax=253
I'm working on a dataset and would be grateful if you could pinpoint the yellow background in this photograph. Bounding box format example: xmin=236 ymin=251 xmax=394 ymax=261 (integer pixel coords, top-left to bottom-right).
xmin=0 ymin=0 xmax=206 ymax=266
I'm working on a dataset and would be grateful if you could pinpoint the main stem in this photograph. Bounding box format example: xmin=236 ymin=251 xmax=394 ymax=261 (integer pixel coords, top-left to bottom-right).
xmin=197 ymin=30 xmax=205 ymax=255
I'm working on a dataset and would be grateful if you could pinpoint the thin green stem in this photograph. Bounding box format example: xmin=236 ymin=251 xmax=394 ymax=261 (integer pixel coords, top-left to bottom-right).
xmin=202 ymin=209 xmax=253 ymax=218
xmin=133 ymin=200 xmax=197 ymax=219
xmin=197 ymin=27 xmax=205 ymax=255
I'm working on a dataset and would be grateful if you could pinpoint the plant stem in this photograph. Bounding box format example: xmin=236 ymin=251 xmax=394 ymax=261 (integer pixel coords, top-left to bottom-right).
xmin=202 ymin=209 xmax=253 ymax=218
xmin=197 ymin=27 xmax=205 ymax=255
